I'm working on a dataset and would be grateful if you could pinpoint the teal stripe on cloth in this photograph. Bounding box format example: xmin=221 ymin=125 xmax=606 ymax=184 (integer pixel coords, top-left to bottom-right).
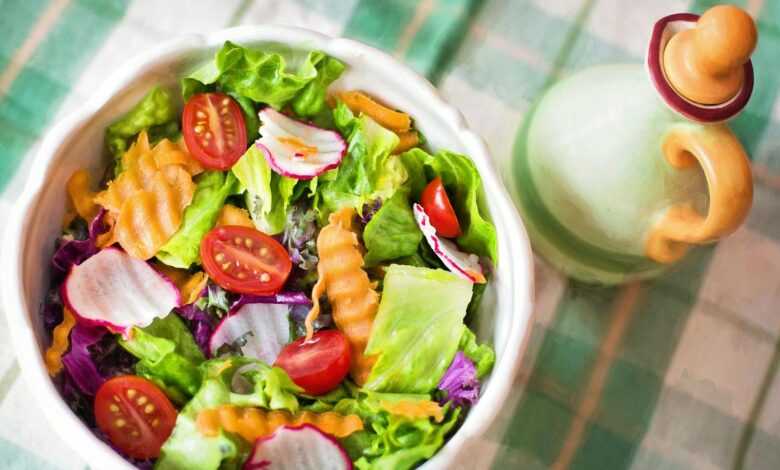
xmin=0 ymin=0 xmax=127 ymax=193
xmin=342 ymin=0 xmax=480 ymax=82
xmin=343 ymin=0 xmax=418 ymax=54
xmin=0 ymin=0 xmax=50 ymax=71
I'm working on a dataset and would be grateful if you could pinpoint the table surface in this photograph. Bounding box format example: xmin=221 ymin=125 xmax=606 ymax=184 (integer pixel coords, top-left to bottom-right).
xmin=2 ymin=1 xmax=779 ymax=469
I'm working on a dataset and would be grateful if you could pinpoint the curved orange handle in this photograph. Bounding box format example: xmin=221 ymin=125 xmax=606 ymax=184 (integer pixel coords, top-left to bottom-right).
xmin=646 ymin=124 xmax=753 ymax=263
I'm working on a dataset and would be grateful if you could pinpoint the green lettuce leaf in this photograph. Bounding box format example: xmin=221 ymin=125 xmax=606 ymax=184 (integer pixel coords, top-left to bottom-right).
xmin=331 ymin=391 xmax=460 ymax=470
xmin=157 ymin=357 xmax=302 ymax=470
xmin=184 ymin=41 xmax=344 ymax=113
xmin=314 ymin=102 xmax=404 ymax=219
xmin=458 ymin=327 xmax=495 ymax=379
xmin=231 ymin=145 xmax=298 ymax=235
xmin=364 ymin=265 xmax=473 ymax=393
xmin=291 ymin=55 xmax=345 ymax=117
xmin=105 ymin=86 xmax=178 ymax=162
xmin=119 ymin=314 xmax=205 ymax=403
xmin=156 ymin=171 xmax=241 ymax=268
xmin=400 ymin=148 xmax=498 ymax=263
xmin=363 ymin=192 xmax=421 ymax=267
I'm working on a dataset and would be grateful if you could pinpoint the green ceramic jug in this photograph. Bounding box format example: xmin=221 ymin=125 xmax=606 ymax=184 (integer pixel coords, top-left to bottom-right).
xmin=512 ymin=5 xmax=756 ymax=284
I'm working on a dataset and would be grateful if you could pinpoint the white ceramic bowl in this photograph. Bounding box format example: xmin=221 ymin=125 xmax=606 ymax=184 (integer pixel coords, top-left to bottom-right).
xmin=1 ymin=26 xmax=534 ymax=469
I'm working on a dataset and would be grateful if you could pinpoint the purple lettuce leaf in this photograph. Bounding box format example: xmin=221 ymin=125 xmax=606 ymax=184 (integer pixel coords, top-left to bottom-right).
xmin=61 ymin=323 xmax=108 ymax=396
xmin=437 ymin=351 xmax=480 ymax=407
xmin=176 ymin=302 xmax=214 ymax=357
xmin=51 ymin=209 xmax=110 ymax=279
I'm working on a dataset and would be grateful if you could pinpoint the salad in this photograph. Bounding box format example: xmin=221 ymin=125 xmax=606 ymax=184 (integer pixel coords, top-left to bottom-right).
xmin=42 ymin=41 xmax=498 ymax=470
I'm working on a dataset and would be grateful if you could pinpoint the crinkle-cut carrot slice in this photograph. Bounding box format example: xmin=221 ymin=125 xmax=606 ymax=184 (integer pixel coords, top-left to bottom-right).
xmin=151 ymin=137 xmax=203 ymax=176
xmin=336 ymin=91 xmax=411 ymax=133
xmin=152 ymin=263 xmax=208 ymax=304
xmin=305 ymin=207 xmax=379 ymax=385
xmin=95 ymin=132 xmax=200 ymax=213
xmin=44 ymin=308 xmax=76 ymax=376
xmin=393 ymin=131 xmax=419 ymax=154
xmin=379 ymin=399 xmax=444 ymax=423
xmin=116 ymin=165 xmax=194 ymax=260
xmin=66 ymin=169 xmax=99 ymax=221
xmin=196 ymin=405 xmax=363 ymax=442
xmin=216 ymin=204 xmax=254 ymax=228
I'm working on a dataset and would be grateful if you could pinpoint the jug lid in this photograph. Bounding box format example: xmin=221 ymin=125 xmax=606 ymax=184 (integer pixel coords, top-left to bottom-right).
xmin=647 ymin=6 xmax=756 ymax=122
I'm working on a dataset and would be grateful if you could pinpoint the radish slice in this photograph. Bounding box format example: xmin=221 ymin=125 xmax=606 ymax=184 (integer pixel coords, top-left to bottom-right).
xmin=243 ymin=424 xmax=352 ymax=470
xmin=257 ymin=108 xmax=346 ymax=180
xmin=61 ymin=247 xmax=180 ymax=336
xmin=413 ymin=203 xmax=486 ymax=284
xmin=209 ymin=302 xmax=290 ymax=363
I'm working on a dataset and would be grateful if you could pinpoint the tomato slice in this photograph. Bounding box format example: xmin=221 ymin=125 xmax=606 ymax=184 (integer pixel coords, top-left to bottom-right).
xmin=274 ymin=330 xmax=351 ymax=395
xmin=421 ymin=177 xmax=461 ymax=237
xmin=182 ymin=92 xmax=247 ymax=170
xmin=94 ymin=376 xmax=177 ymax=459
xmin=201 ymin=225 xmax=292 ymax=295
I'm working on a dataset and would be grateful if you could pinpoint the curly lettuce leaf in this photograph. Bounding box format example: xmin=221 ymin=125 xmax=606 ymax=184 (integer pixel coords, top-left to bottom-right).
xmin=400 ymin=148 xmax=498 ymax=263
xmin=363 ymin=192 xmax=421 ymax=267
xmin=105 ymin=86 xmax=178 ymax=161
xmin=156 ymin=171 xmax=241 ymax=268
xmin=364 ymin=265 xmax=472 ymax=393
xmin=184 ymin=41 xmax=344 ymax=113
xmin=332 ymin=392 xmax=461 ymax=470
xmin=314 ymin=102 xmax=404 ymax=219
xmin=157 ymin=357 xmax=302 ymax=470
xmin=118 ymin=314 xmax=205 ymax=403
xmin=458 ymin=326 xmax=495 ymax=379
xmin=231 ymin=145 xmax=298 ymax=235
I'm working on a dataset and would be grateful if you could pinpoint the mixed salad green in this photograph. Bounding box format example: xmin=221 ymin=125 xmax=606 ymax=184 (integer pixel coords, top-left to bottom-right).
xmin=43 ymin=42 xmax=497 ymax=470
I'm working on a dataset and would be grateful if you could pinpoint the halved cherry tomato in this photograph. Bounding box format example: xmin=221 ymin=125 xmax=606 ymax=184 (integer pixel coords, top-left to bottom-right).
xmin=94 ymin=376 xmax=177 ymax=459
xmin=201 ymin=225 xmax=292 ymax=295
xmin=274 ymin=329 xmax=351 ymax=395
xmin=421 ymin=177 xmax=461 ymax=237
xmin=182 ymin=92 xmax=247 ymax=170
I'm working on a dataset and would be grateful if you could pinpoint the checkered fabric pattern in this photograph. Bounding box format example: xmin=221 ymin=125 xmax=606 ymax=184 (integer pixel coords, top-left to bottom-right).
xmin=1 ymin=1 xmax=779 ymax=469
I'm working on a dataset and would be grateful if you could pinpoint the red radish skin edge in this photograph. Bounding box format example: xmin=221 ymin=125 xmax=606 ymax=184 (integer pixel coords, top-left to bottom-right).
xmin=256 ymin=108 xmax=347 ymax=180
xmin=647 ymin=12 xmax=753 ymax=123
xmin=413 ymin=204 xmax=486 ymax=284
xmin=61 ymin=247 xmax=181 ymax=338
xmin=242 ymin=424 xmax=353 ymax=470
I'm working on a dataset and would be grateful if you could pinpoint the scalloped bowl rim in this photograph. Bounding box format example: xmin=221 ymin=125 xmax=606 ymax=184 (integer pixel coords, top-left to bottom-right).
xmin=1 ymin=26 xmax=534 ymax=469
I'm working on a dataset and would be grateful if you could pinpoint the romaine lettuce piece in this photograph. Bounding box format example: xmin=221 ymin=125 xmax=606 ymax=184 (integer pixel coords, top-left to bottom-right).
xmin=363 ymin=192 xmax=421 ymax=267
xmin=231 ymin=145 xmax=298 ymax=235
xmin=105 ymin=86 xmax=178 ymax=161
xmin=400 ymin=148 xmax=498 ymax=263
xmin=156 ymin=171 xmax=241 ymax=268
xmin=118 ymin=314 xmax=204 ymax=403
xmin=364 ymin=265 xmax=472 ymax=393
xmin=157 ymin=357 xmax=302 ymax=470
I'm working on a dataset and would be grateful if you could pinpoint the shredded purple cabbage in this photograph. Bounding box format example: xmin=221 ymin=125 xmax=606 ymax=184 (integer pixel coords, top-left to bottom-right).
xmin=437 ymin=351 xmax=480 ymax=407
xmin=360 ymin=198 xmax=382 ymax=224
xmin=51 ymin=209 xmax=109 ymax=279
xmin=61 ymin=323 xmax=108 ymax=396
xmin=176 ymin=302 xmax=214 ymax=357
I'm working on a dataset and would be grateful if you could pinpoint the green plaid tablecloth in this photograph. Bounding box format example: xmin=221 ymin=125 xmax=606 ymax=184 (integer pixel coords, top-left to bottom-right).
xmin=2 ymin=1 xmax=779 ymax=468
